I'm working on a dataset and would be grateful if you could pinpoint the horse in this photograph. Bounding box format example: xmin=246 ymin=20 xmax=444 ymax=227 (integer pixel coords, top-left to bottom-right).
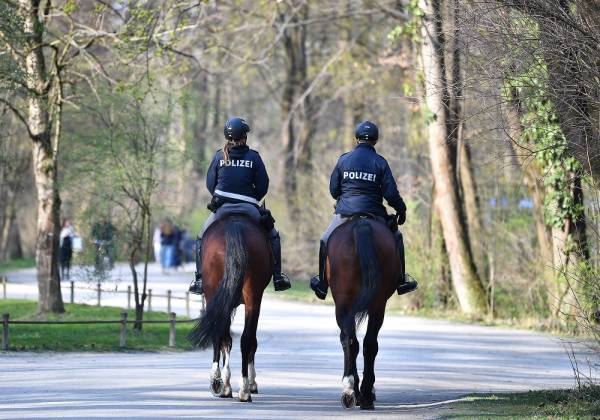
xmin=326 ymin=216 xmax=402 ymax=410
xmin=187 ymin=214 xmax=272 ymax=402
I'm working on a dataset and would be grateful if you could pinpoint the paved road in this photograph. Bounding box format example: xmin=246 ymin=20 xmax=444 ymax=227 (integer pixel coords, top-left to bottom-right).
xmin=0 ymin=265 xmax=579 ymax=419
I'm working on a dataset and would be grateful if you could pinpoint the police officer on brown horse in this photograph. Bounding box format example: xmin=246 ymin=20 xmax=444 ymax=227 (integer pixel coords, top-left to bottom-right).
xmin=310 ymin=120 xmax=417 ymax=299
xmin=189 ymin=117 xmax=291 ymax=295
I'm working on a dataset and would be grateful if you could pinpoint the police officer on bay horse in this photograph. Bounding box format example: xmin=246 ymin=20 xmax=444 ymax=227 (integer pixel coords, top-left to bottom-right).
xmin=189 ymin=117 xmax=291 ymax=295
xmin=310 ymin=120 xmax=418 ymax=299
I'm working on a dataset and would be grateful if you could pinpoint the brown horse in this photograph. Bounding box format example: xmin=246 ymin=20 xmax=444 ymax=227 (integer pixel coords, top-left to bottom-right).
xmin=188 ymin=214 xmax=272 ymax=402
xmin=326 ymin=216 xmax=401 ymax=410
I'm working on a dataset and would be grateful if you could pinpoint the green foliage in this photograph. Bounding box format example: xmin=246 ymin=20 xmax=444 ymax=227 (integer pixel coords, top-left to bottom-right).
xmin=0 ymin=257 xmax=36 ymax=272
xmin=449 ymin=388 xmax=600 ymax=418
xmin=387 ymin=0 xmax=423 ymax=42
xmin=0 ymin=2 xmax=25 ymax=91
xmin=504 ymin=64 xmax=583 ymax=229
xmin=1 ymin=299 xmax=194 ymax=351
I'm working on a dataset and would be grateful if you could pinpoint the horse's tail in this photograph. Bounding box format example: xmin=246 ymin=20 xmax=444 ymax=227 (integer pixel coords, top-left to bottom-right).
xmin=343 ymin=219 xmax=380 ymax=331
xmin=188 ymin=220 xmax=247 ymax=349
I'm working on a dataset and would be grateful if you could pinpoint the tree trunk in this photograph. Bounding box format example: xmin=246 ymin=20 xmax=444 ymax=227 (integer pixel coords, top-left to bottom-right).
xmin=19 ymin=0 xmax=64 ymax=313
xmin=280 ymin=3 xmax=312 ymax=224
xmin=420 ymin=0 xmax=487 ymax=315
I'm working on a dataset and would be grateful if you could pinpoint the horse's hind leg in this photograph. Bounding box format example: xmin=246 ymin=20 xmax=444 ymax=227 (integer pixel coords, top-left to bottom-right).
xmin=360 ymin=311 xmax=384 ymax=410
xmin=209 ymin=338 xmax=224 ymax=397
xmin=239 ymin=305 xmax=259 ymax=402
xmin=220 ymin=333 xmax=233 ymax=398
xmin=339 ymin=325 xmax=360 ymax=409
xmin=248 ymin=338 xmax=258 ymax=394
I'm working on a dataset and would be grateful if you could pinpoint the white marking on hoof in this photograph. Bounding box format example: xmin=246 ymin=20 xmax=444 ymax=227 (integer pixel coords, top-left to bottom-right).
xmin=340 ymin=376 xmax=356 ymax=409
xmin=248 ymin=362 xmax=258 ymax=394
xmin=209 ymin=362 xmax=223 ymax=397
xmin=210 ymin=362 xmax=221 ymax=380
xmin=221 ymin=384 xmax=233 ymax=398
xmin=238 ymin=377 xmax=252 ymax=402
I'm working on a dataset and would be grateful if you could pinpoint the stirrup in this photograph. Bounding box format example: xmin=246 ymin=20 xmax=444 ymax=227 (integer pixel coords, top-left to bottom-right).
xmin=310 ymin=276 xmax=328 ymax=300
xmin=397 ymin=273 xmax=418 ymax=296
xmin=273 ymin=273 xmax=291 ymax=292
xmin=189 ymin=276 xmax=204 ymax=295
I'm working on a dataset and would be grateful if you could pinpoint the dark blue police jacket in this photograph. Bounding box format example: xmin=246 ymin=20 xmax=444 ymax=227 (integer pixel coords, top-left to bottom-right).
xmin=206 ymin=145 xmax=269 ymax=205
xmin=330 ymin=143 xmax=406 ymax=217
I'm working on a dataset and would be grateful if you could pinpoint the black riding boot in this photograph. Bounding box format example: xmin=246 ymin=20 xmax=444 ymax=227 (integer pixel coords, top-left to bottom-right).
xmin=310 ymin=240 xmax=328 ymax=300
xmin=189 ymin=236 xmax=204 ymax=295
xmin=394 ymin=231 xmax=418 ymax=295
xmin=270 ymin=230 xmax=291 ymax=291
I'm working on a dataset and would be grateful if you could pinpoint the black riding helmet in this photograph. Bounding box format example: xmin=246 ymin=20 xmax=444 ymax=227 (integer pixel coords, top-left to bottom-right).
xmin=224 ymin=117 xmax=251 ymax=141
xmin=355 ymin=121 xmax=379 ymax=142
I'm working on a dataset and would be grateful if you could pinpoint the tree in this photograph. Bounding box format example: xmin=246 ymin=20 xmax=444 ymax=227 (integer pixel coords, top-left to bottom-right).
xmin=418 ymin=0 xmax=487 ymax=315
xmin=64 ymin=85 xmax=169 ymax=330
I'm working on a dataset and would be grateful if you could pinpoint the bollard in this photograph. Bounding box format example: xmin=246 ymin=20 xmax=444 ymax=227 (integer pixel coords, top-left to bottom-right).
xmin=168 ymin=312 xmax=176 ymax=347
xmin=70 ymin=281 xmax=74 ymax=304
xmin=147 ymin=289 xmax=152 ymax=312
xmin=127 ymin=285 xmax=131 ymax=310
xmin=2 ymin=277 xmax=6 ymax=300
xmin=97 ymin=283 xmax=101 ymax=306
xmin=167 ymin=290 xmax=172 ymax=314
xmin=119 ymin=312 xmax=127 ymax=348
xmin=185 ymin=291 xmax=190 ymax=318
xmin=2 ymin=313 xmax=9 ymax=351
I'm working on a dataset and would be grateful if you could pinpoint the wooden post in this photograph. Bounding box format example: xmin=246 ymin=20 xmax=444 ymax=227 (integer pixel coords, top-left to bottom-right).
xmin=120 ymin=311 xmax=127 ymax=348
xmin=147 ymin=289 xmax=152 ymax=312
xmin=127 ymin=285 xmax=131 ymax=310
xmin=185 ymin=291 xmax=190 ymax=318
xmin=2 ymin=313 xmax=9 ymax=351
xmin=168 ymin=312 xmax=176 ymax=347
xmin=70 ymin=281 xmax=74 ymax=304
xmin=96 ymin=283 xmax=101 ymax=306
xmin=167 ymin=290 xmax=172 ymax=314
xmin=2 ymin=277 xmax=6 ymax=300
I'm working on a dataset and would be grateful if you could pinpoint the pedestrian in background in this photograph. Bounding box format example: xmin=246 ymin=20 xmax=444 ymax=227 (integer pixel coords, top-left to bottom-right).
xmin=153 ymin=226 xmax=161 ymax=264
xmin=159 ymin=219 xmax=178 ymax=273
xmin=59 ymin=219 xmax=75 ymax=280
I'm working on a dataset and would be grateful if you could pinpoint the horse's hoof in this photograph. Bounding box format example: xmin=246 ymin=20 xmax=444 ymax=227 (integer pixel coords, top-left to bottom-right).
xmin=210 ymin=378 xmax=224 ymax=397
xmin=360 ymin=402 xmax=375 ymax=410
xmin=340 ymin=391 xmax=356 ymax=409
xmin=250 ymin=383 xmax=258 ymax=394
xmin=239 ymin=393 xmax=252 ymax=403
xmin=220 ymin=385 xmax=233 ymax=398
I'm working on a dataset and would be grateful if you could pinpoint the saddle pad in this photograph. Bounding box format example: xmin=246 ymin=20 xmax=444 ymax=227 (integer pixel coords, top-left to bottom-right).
xmin=215 ymin=203 xmax=261 ymax=223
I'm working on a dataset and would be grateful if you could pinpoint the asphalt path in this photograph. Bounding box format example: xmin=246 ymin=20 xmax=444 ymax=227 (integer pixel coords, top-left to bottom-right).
xmin=0 ymin=264 xmax=580 ymax=419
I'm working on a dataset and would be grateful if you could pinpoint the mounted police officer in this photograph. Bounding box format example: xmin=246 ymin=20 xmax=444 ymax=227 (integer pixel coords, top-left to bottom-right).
xmin=310 ymin=120 xmax=418 ymax=299
xmin=188 ymin=117 xmax=291 ymax=295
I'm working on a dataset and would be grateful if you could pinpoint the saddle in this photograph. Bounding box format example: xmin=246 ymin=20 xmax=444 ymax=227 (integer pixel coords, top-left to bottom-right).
xmin=210 ymin=201 xmax=274 ymax=233
xmin=338 ymin=213 xmax=398 ymax=236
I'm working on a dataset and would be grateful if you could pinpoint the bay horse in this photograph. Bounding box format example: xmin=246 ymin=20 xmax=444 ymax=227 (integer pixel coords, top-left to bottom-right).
xmin=327 ymin=216 xmax=401 ymax=410
xmin=188 ymin=214 xmax=271 ymax=402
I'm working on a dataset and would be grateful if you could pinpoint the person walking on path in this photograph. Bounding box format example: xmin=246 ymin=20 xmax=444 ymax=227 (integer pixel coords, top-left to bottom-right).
xmin=59 ymin=219 xmax=75 ymax=280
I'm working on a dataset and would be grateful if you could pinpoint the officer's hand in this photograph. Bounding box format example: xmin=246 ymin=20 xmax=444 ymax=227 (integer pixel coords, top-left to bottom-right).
xmin=397 ymin=210 xmax=406 ymax=226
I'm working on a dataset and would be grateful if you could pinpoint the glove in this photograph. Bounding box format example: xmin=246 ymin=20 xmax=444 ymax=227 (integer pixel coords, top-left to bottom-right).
xmin=206 ymin=196 xmax=222 ymax=213
xmin=396 ymin=208 xmax=406 ymax=225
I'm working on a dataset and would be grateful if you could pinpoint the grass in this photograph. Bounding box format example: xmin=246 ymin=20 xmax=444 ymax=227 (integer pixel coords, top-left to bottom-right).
xmin=264 ymin=278 xmax=334 ymax=304
xmin=0 ymin=257 xmax=36 ymax=273
xmin=446 ymin=387 xmax=600 ymax=418
xmin=0 ymin=299 xmax=195 ymax=351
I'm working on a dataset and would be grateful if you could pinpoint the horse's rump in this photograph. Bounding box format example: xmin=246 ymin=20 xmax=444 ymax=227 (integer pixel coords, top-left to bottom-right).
xmin=328 ymin=218 xmax=398 ymax=329
xmin=188 ymin=215 xmax=271 ymax=349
